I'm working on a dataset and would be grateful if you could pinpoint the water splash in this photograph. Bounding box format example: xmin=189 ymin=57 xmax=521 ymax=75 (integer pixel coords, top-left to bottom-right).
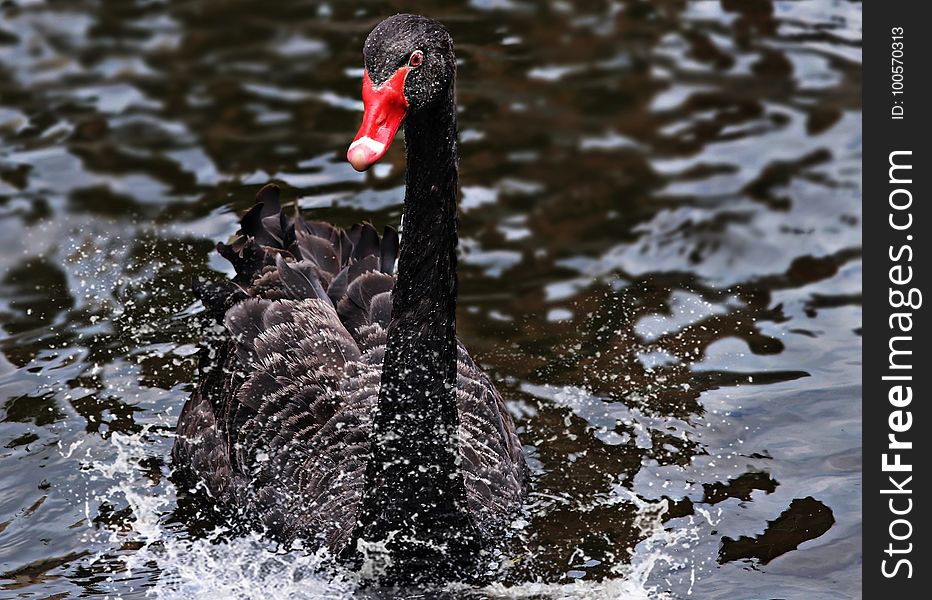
xmin=143 ymin=535 xmax=355 ymax=600
xmin=79 ymin=424 xmax=699 ymax=599
xmin=81 ymin=428 xmax=357 ymax=599
xmin=484 ymin=492 xmax=703 ymax=599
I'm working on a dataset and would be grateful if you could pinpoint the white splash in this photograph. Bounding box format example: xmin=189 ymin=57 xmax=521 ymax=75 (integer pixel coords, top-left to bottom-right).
xmin=144 ymin=534 xmax=355 ymax=600
xmin=82 ymin=427 xmax=701 ymax=599
xmin=82 ymin=429 xmax=357 ymax=600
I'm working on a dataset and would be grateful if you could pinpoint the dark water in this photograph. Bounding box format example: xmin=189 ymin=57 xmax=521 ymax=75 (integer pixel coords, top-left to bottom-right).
xmin=0 ymin=1 xmax=861 ymax=598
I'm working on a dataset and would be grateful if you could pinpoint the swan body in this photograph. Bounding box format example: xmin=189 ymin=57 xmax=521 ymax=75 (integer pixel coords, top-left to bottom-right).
xmin=173 ymin=14 xmax=528 ymax=582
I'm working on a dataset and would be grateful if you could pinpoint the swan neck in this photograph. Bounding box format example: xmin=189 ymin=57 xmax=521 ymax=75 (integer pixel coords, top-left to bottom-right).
xmin=352 ymin=90 xmax=480 ymax=571
xmin=380 ymin=95 xmax=460 ymax=458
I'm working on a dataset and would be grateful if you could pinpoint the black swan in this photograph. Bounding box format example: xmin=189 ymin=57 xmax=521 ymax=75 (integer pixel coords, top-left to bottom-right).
xmin=173 ymin=14 xmax=528 ymax=582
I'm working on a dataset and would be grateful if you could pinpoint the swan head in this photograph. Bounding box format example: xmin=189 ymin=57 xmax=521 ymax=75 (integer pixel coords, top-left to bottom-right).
xmin=347 ymin=14 xmax=455 ymax=171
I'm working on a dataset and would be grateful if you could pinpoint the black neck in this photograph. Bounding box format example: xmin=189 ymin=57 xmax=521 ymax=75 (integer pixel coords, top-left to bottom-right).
xmin=392 ymin=93 xmax=460 ymax=355
xmin=352 ymin=89 xmax=481 ymax=579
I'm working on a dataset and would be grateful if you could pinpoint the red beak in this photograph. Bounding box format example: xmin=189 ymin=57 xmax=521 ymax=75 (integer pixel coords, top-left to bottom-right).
xmin=347 ymin=68 xmax=410 ymax=171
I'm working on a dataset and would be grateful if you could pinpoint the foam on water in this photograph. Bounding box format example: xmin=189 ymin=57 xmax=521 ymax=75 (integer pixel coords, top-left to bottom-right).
xmin=80 ymin=422 xmax=700 ymax=599
xmin=142 ymin=536 xmax=354 ymax=600
xmin=82 ymin=429 xmax=358 ymax=599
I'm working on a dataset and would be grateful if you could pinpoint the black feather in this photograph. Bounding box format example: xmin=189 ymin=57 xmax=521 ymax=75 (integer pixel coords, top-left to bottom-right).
xmin=380 ymin=226 xmax=399 ymax=274
xmin=175 ymin=185 xmax=527 ymax=566
xmin=256 ymin=183 xmax=281 ymax=215
xmin=275 ymin=255 xmax=332 ymax=306
xmin=349 ymin=223 xmax=380 ymax=261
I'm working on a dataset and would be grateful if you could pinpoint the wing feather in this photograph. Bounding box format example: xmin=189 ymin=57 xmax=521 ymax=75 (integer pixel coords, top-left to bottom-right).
xmin=174 ymin=184 xmax=527 ymax=556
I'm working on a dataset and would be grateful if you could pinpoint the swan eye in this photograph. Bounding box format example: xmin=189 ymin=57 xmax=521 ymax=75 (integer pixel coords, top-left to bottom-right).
xmin=408 ymin=51 xmax=424 ymax=68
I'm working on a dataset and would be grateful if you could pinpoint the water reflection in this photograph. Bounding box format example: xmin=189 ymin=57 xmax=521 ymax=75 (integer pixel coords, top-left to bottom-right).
xmin=0 ymin=1 xmax=860 ymax=598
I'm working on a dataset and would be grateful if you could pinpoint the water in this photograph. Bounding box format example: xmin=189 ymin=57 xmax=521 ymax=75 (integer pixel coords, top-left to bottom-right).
xmin=0 ymin=1 xmax=861 ymax=598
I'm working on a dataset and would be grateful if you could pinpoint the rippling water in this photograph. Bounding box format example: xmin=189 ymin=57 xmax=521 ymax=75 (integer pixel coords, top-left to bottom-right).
xmin=0 ymin=1 xmax=861 ymax=598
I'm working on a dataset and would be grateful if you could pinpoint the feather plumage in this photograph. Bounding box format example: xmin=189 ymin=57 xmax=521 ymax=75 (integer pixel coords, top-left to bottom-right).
xmin=173 ymin=184 xmax=527 ymax=556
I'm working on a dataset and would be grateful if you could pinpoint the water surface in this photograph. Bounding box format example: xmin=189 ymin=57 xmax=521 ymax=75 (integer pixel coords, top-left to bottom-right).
xmin=0 ymin=1 xmax=861 ymax=598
